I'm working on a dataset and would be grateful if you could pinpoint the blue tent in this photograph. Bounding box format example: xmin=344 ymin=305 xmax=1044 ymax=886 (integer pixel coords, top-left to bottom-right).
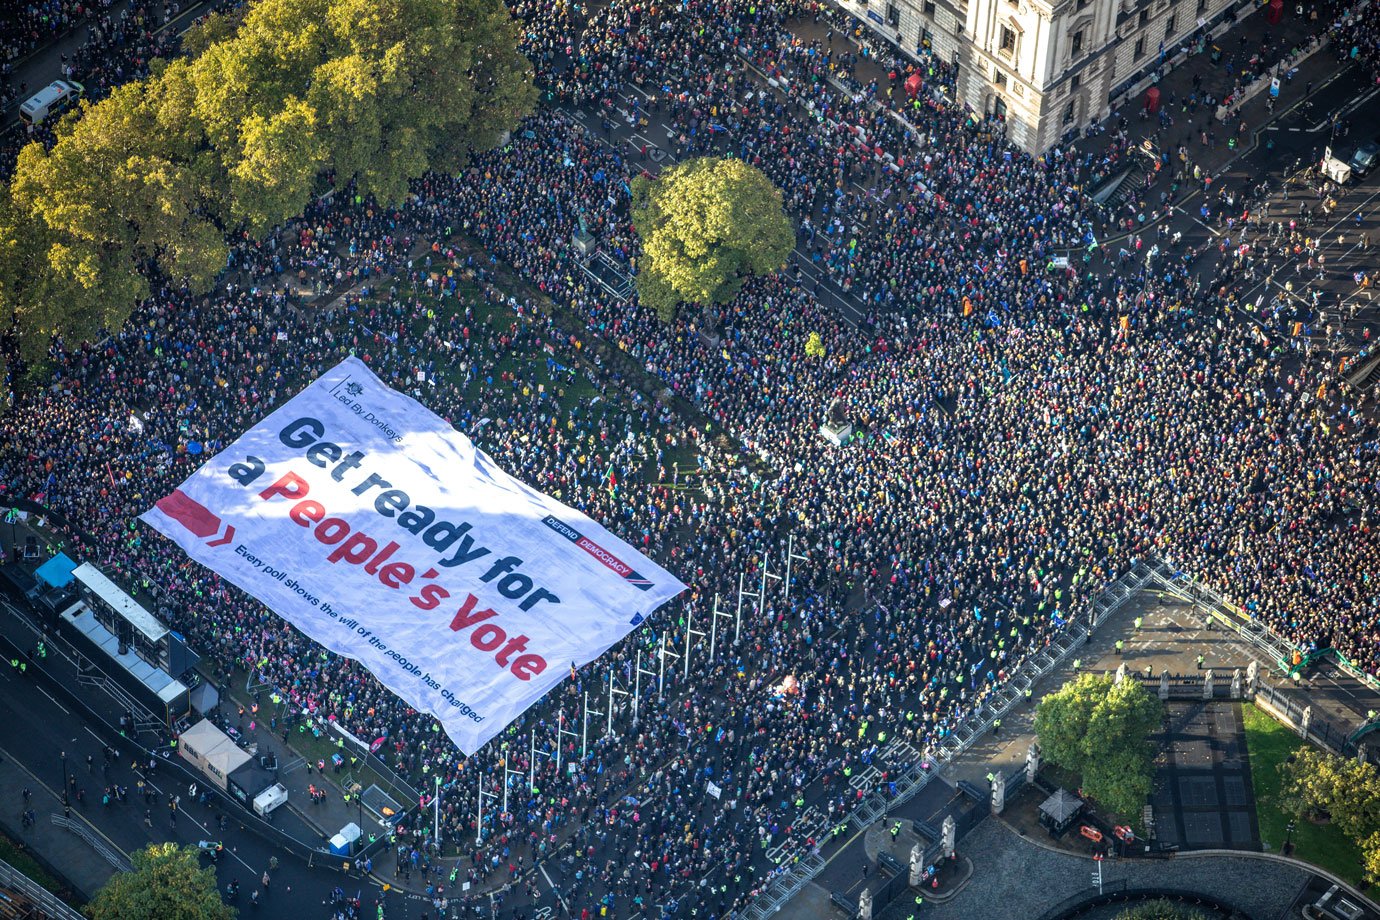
xmin=35 ymin=552 xmax=78 ymax=589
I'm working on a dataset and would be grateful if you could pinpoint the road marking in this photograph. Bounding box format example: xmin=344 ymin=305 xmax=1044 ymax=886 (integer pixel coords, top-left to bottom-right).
xmin=539 ymin=863 xmax=572 ymax=916
xmin=36 ymin=685 xmax=70 ymax=714
xmin=137 ymin=770 xmax=256 ymax=872
xmin=1308 ymin=85 xmax=1380 ymax=132
xmin=1236 ymin=182 xmax=1380 ymax=310
xmin=1189 ymin=215 xmax=1222 ymax=238
xmin=0 ymin=740 xmax=132 ymax=862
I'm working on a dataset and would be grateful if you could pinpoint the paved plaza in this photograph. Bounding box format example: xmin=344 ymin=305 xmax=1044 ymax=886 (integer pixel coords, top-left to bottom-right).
xmin=1152 ymin=701 xmax=1260 ymax=852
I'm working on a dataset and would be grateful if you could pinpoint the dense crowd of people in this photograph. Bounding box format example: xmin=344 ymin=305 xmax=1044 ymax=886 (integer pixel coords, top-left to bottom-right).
xmin=1 ymin=0 xmax=115 ymax=79
xmin=1 ymin=0 xmax=213 ymax=177
xmin=2 ymin=1 xmax=1380 ymax=918
xmin=1336 ymin=0 xmax=1380 ymax=84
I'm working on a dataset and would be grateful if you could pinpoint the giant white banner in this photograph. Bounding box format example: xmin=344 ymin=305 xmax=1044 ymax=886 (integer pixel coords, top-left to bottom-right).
xmin=141 ymin=357 xmax=686 ymax=754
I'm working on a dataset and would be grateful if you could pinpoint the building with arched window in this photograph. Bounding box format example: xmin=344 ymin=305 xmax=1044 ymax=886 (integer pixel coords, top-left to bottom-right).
xmin=830 ymin=0 xmax=1250 ymax=152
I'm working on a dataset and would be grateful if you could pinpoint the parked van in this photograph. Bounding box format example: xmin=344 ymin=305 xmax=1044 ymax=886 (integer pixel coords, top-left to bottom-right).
xmin=1321 ymin=146 xmax=1353 ymax=186
xmin=19 ymin=80 xmax=84 ymax=126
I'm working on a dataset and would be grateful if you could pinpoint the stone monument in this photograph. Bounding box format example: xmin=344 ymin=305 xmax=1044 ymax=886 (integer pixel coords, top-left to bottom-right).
xmin=1026 ymin=741 xmax=1041 ymax=785
xmin=571 ymin=211 xmax=596 ymax=259
xmin=909 ymin=843 xmax=925 ymax=886
xmin=819 ymin=397 xmax=854 ymax=447
xmin=990 ymin=770 xmax=1006 ymax=815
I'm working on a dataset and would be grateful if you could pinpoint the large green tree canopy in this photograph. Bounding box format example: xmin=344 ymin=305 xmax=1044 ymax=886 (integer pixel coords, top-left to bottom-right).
xmin=85 ymin=842 xmax=233 ymax=920
xmin=1281 ymin=747 xmax=1380 ymax=881
xmin=1034 ymin=672 xmax=1163 ymax=823
xmin=2 ymin=0 xmax=534 ymax=375
xmin=630 ymin=156 xmax=794 ymax=321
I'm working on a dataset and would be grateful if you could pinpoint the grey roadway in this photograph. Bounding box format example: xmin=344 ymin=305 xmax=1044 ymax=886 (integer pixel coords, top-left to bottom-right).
xmin=0 ymin=596 xmax=438 ymax=920
xmin=2 ymin=0 xmax=211 ymax=127
xmin=877 ymin=817 xmax=1328 ymax=920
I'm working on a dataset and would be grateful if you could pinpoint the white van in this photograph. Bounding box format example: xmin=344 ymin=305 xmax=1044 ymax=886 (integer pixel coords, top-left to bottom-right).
xmin=1321 ymin=146 xmax=1353 ymax=186
xmin=19 ymin=80 xmax=84 ymax=126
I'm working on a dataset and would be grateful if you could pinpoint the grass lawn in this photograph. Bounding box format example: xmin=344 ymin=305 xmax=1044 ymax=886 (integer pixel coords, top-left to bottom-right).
xmin=1243 ymin=702 xmax=1365 ymax=885
xmin=409 ymin=281 xmax=704 ymax=480
xmin=0 ymin=831 xmax=71 ymax=899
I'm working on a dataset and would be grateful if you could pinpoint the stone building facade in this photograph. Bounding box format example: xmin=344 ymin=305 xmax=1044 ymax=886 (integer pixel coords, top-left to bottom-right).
xmin=831 ymin=0 xmax=1251 ymax=152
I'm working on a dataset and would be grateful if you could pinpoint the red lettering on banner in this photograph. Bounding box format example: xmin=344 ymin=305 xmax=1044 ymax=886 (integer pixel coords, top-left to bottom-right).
xmin=258 ymin=470 xmax=551 ymax=683
xmin=576 ymin=536 xmax=633 ymax=577
xmin=447 ymin=593 xmax=547 ymax=681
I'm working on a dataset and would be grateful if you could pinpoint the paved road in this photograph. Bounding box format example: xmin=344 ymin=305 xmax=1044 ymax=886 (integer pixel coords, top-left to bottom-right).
xmin=0 ymin=596 xmax=459 ymax=920
xmin=2 ymin=0 xmax=211 ymax=127
xmin=877 ymin=818 xmax=1324 ymax=920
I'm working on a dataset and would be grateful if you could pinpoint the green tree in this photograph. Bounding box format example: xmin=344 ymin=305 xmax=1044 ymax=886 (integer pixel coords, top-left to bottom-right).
xmin=1034 ymin=673 xmax=1162 ymax=822
xmin=804 ymin=332 xmax=826 ymax=359
xmin=1033 ymin=672 xmax=1108 ymax=768
xmin=86 ymin=842 xmax=233 ymax=920
xmin=2 ymin=0 xmax=534 ymax=380
xmin=1281 ymin=747 xmax=1380 ymax=881
xmin=630 ymin=156 xmax=794 ymax=322
xmin=178 ymin=6 xmax=248 ymax=57
xmin=1114 ymin=900 xmax=1208 ymax=920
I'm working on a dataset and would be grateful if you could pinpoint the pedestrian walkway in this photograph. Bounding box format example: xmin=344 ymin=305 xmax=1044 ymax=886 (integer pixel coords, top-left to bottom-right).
xmin=1079 ymin=4 xmax=1346 ymax=246
xmin=1080 ymin=4 xmax=1331 ymax=170
xmin=0 ymin=754 xmax=120 ymax=899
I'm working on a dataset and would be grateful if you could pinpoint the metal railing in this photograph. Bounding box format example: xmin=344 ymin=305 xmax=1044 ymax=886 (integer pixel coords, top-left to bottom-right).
xmin=741 ymin=560 xmax=1160 ymax=919
xmin=1254 ymin=682 xmax=1354 ymax=755
xmin=926 ymin=559 xmax=1161 ymax=767
xmin=738 ymin=850 xmax=826 ymax=920
xmin=74 ymin=672 xmax=161 ymax=734
xmin=1145 ymin=560 xmax=1301 ymax=668
xmin=50 ymin=814 xmax=133 ymax=874
xmin=1149 ymin=560 xmax=1380 ymax=701
xmin=0 ymin=855 xmax=86 ymax=920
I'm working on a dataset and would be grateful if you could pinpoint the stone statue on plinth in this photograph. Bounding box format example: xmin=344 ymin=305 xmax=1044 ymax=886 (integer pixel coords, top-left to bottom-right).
xmin=819 ymin=397 xmax=853 ymax=447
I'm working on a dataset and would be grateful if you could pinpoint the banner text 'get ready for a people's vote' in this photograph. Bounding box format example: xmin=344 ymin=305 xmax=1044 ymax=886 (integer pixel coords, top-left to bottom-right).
xmin=142 ymin=357 xmax=686 ymax=754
